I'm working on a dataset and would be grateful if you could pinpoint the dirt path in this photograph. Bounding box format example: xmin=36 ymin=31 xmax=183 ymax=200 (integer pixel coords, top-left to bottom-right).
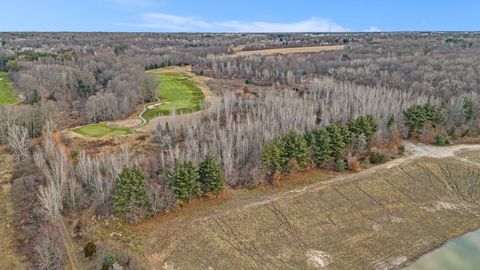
xmin=194 ymin=142 xmax=480 ymax=218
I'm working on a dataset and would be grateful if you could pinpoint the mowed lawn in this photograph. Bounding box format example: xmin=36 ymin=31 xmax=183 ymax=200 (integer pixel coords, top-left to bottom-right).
xmin=72 ymin=124 xmax=131 ymax=137
xmin=142 ymin=73 xmax=204 ymax=120
xmin=0 ymin=72 xmax=19 ymax=105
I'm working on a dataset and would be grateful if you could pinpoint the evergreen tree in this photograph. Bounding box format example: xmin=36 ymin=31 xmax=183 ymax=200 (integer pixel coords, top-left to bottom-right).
xmin=463 ymin=97 xmax=474 ymax=121
xmin=261 ymin=139 xmax=282 ymax=178
xmin=30 ymin=88 xmax=41 ymax=104
xmin=280 ymin=131 xmax=310 ymax=173
xmin=359 ymin=115 xmax=377 ymax=143
xmin=305 ymin=128 xmax=333 ymax=166
xmin=404 ymin=103 xmax=443 ymax=136
xmin=113 ymin=166 xmax=149 ymax=217
xmin=198 ymin=155 xmax=224 ymax=195
xmin=326 ymin=124 xmax=345 ymax=158
xmin=167 ymin=160 xmax=202 ymax=202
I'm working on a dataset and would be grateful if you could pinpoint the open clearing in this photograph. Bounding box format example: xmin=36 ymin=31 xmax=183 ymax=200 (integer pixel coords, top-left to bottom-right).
xmin=72 ymin=123 xmax=131 ymax=137
xmin=230 ymin=45 xmax=345 ymax=57
xmin=142 ymin=71 xmax=205 ymax=121
xmin=82 ymin=143 xmax=480 ymax=269
xmin=0 ymin=148 xmax=27 ymax=269
xmin=0 ymin=72 xmax=20 ymax=105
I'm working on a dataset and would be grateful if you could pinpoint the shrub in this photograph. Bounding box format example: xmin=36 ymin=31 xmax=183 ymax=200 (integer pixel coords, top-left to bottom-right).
xmin=102 ymin=251 xmax=117 ymax=270
xmin=336 ymin=159 xmax=346 ymax=172
xmin=347 ymin=157 xmax=361 ymax=172
xmin=447 ymin=127 xmax=457 ymax=139
xmin=397 ymin=145 xmax=406 ymax=155
xmin=167 ymin=160 xmax=202 ymax=202
xmin=245 ymin=79 xmax=252 ymax=84
xmin=84 ymin=241 xmax=96 ymax=258
xmin=370 ymin=151 xmax=387 ymax=164
xmin=147 ymin=185 xmax=176 ymax=215
xmin=113 ymin=166 xmax=150 ymax=222
xmin=434 ymin=134 xmax=449 ymax=145
xmin=198 ymin=155 xmax=224 ymax=195
xmin=362 ymin=157 xmax=370 ymax=166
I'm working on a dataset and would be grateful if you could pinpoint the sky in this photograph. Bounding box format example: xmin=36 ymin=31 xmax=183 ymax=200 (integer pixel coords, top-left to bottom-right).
xmin=1 ymin=0 xmax=479 ymax=32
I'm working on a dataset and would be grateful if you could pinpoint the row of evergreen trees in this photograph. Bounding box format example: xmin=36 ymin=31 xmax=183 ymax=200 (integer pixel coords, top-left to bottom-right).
xmin=113 ymin=155 xmax=224 ymax=221
xmin=403 ymin=103 xmax=445 ymax=135
xmin=167 ymin=155 xmax=224 ymax=202
xmin=403 ymin=98 xmax=475 ymax=137
xmin=262 ymin=116 xmax=377 ymax=180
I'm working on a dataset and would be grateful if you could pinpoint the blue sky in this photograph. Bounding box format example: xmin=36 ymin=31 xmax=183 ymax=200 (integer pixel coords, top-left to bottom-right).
xmin=1 ymin=0 xmax=479 ymax=32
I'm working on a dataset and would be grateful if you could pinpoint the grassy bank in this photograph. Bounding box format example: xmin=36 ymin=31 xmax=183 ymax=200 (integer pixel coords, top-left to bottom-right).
xmin=0 ymin=72 xmax=20 ymax=105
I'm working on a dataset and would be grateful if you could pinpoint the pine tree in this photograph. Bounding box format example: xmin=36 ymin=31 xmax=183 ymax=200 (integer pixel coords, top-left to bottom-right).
xmin=261 ymin=139 xmax=282 ymax=178
xmin=305 ymin=128 xmax=332 ymax=166
xmin=463 ymin=97 xmax=474 ymax=121
xmin=280 ymin=131 xmax=310 ymax=173
xmin=198 ymin=155 xmax=224 ymax=195
xmin=326 ymin=124 xmax=345 ymax=159
xmin=167 ymin=160 xmax=202 ymax=202
xmin=113 ymin=166 xmax=149 ymax=218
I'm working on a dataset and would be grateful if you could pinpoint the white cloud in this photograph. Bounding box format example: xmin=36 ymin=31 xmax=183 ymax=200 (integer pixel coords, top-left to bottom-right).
xmin=105 ymin=0 xmax=164 ymax=8
xmin=128 ymin=13 xmax=350 ymax=32
xmin=364 ymin=26 xmax=382 ymax=32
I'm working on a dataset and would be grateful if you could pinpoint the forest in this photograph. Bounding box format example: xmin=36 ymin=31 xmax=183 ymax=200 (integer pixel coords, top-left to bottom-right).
xmin=1 ymin=31 xmax=480 ymax=269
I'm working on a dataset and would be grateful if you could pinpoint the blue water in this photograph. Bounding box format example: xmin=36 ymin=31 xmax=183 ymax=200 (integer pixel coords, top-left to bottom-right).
xmin=405 ymin=229 xmax=480 ymax=270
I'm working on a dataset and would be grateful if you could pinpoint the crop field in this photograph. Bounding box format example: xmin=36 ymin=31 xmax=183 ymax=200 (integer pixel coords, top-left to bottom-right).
xmin=230 ymin=45 xmax=345 ymax=57
xmin=86 ymin=154 xmax=480 ymax=270
xmin=72 ymin=124 xmax=131 ymax=137
xmin=142 ymin=73 xmax=204 ymax=120
xmin=0 ymin=72 xmax=19 ymax=105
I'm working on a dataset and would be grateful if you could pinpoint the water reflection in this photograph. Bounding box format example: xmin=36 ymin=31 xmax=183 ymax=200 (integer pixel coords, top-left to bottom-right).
xmin=406 ymin=229 xmax=480 ymax=270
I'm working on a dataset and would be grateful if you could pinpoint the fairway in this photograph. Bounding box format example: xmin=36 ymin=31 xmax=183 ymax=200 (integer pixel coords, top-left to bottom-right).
xmin=72 ymin=124 xmax=131 ymax=137
xmin=142 ymin=73 xmax=204 ymax=120
xmin=0 ymin=72 xmax=20 ymax=105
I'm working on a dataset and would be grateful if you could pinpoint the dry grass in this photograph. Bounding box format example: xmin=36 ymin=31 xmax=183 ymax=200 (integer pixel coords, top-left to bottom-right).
xmin=230 ymin=45 xmax=345 ymax=57
xmin=79 ymin=151 xmax=480 ymax=270
xmin=0 ymin=148 xmax=27 ymax=269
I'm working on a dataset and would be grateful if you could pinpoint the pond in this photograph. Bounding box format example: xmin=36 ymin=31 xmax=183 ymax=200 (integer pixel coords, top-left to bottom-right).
xmin=405 ymin=229 xmax=480 ymax=270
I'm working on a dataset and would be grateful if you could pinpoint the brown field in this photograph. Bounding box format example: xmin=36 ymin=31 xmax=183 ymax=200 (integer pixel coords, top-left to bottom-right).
xmin=78 ymin=145 xmax=480 ymax=270
xmin=0 ymin=149 xmax=27 ymax=269
xmin=230 ymin=45 xmax=345 ymax=57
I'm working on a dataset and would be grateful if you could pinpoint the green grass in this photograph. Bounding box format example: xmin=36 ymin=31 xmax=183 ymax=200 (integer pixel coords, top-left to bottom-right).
xmin=142 ymin=73 xmax=204 ymax=120
xmin=72 ymin=124 xmax=131 ymax=137
xmin=0 ymin=72 xmax=20 ymax=105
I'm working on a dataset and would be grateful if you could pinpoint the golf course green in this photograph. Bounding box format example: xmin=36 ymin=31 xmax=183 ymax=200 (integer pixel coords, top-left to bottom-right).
xmin=0 ymin=72 xmax=20 ymax=105
xmin=141 ymin=73 xmax=205 ymax=120
xmin=72 ymin=124 xmax=131 ymax=137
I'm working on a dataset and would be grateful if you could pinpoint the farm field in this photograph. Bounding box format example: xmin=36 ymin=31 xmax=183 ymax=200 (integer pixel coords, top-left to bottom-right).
xmin=230 ymin=44 xmax=345 ymax=57
xmin=0 ymin=72 xmax=19 ymax=105
xmin=142 ymin=72 xmax=205 ymax=120
xmin=72 ymin=123 xmax=131 ymax=137
xmin=83 ymin=147 xmax=480 ymax=270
